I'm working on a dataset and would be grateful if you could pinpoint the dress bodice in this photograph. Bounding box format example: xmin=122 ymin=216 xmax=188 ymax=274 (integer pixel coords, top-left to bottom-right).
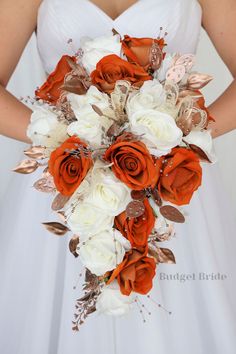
xmin=37 ymin=0 xmax=202 ymax=73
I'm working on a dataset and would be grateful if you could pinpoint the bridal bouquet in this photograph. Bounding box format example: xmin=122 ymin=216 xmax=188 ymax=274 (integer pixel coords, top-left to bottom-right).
xmin=14 ymin=30 xmax=215 ymax=329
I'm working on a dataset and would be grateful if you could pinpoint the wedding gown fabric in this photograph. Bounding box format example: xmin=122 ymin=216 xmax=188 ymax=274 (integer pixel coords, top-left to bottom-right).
xmin=0 ymin=0 xmax=236 ymax=353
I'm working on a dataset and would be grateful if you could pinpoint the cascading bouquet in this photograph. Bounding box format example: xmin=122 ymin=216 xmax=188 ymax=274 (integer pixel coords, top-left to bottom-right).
xmin=14 ymin=30 xmax=216 ymax=330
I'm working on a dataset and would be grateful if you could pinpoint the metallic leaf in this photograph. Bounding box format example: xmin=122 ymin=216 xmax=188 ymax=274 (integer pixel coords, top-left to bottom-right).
xmin=151 ymin=187 xmax=163 ymax=206
xmin=91 ymin=104 xmax=103 ymax=116
xmin=42 ymin=222 xmax=69 ymax=236
xmin=126 ymin=200 xmax=145 ymax=218
xmin=34 ymin=177 xmax=56 ymax=193
xmin=24 ymin=146 xmax=46 ymax=160
xmin=160 ymin=205 xmax=185 ymax=223
xmin=157 ymin=247 xmax=176 ymax=264
xmin=12 ymin=159 xmax=39 ymax=174
xmin=69 ymin=236 xmax=80 ymax=257
xmin=187 ymin=73 xmax=213 ymax=90
xmin=52 ymin=193 xmax=70 ymax=211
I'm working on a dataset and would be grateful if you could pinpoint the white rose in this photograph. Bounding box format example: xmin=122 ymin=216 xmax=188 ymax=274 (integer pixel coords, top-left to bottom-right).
xmin=183 ymin=129 xmax=217 ymax=163
xmin=86 ymin=161 xmax=132 ymax=216
xmin=27 ymin=106 xmax=68 ymax=149
xmin=126 ymin=80 xmax=166 ymax=115
xmin=65 ymin=201 xmax=114 ymax=239
xmin=81 ymin=34 xmax=122 ymax=73
xmin=67 ymin=85 xmax=110 ymax=112
xmin=96 ymin=281 xmax=134 ymax=316
xmin=79 ymin=230 xmax=130 ymax=276
xmin=67 ymin=107 xmax=108 ymax=147
xmin=129 ymin=109 xmax=183 ymax=157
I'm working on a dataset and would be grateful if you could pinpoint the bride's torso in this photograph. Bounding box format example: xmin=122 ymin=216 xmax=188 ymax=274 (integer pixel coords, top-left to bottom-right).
xmin=37 ymin=0 xmax=202 ymax=73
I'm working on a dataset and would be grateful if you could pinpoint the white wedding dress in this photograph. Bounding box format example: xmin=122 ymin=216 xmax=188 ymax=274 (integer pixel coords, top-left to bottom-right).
xmin=0 ymin=0 xmax=236 ymax=353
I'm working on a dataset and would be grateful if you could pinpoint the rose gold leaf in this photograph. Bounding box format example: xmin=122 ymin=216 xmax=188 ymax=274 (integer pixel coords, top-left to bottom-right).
xmin=66 ymin=57 xmax=79 ymax=71
xmin=156 ymin=247 xmax=176 ymax=264
xmin=42 ymin=222 xmax=69 ymax=236
xmin=188 ymin=144 xmax=211 ymax=163
xmin=166 ymin=65 xmax=186 ymax=84
xmin=151 ymin=188 xmax=162 ymax=206
xmin=24 ymin=146 xmax=46 ymax=160
xmin=12 ymin=160 xmax=39 ymax=174
xmin=69 ymin=236 xmax=80 ymax=257
xmin=91 ymin=104 xmax=103 ymax=116
xmin=87 ymin=305 xmax=96 ymax=315
xmin=62 ymin=77 xmax=88 ymax=95
xmin=175 ymin=54 xmax=195 ymax=72
xmin=187 ymin=73 xmax=213 ymax=90
xmin=126 ymin=200 xmax=145 ymax=218
xmin=131 ymin=190 xmax=146 ymax=201
xmin=52 ymin=193 xmax=70 ymax=211
xmin=34 ymin=177 xmax=56 ymax=193
xmin=106 ymin=123 xmax=121 ymax=138
xmin=149 ymin=42 xmax=163 ymax=71
xmin=160 ymin=205 xmax=185 ymax=223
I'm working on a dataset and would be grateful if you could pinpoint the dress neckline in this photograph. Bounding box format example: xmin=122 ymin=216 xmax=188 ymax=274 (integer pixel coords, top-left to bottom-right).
xmin=83 ymin=0 xmax=142 ymax=22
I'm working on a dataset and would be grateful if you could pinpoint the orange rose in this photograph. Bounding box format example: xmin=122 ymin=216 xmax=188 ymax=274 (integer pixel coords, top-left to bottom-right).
xmin=158 ymin=147 xmax=202 ymax=205
xmin=122 ymin=35 xmax=166 ymax=70
xmin=90 ymin=54 xmax=151 ymax=94
xmin=115 ymin=198 xmax=155 ymax=248
xmin=48 ymin=136 xmax=92 ymax=196
xmin=104 ymin=134 xmax=161 ymax=190
xmin=35 ymin=55 xmax=75 ymax=104
xmin=107 ymin=249 xmax=156 ymax=296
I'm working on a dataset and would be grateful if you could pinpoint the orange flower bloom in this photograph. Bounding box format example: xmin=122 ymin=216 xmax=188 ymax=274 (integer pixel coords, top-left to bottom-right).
xmin=48 ymin=136 xmax=92 ymax=196
xmin=107 ymin=249 xmax=156 ymax=296
xmin=90 ymin=54 xmax=151 ymax=94
xmin=35 ymin=55 xmax=75 ymax=104
xmin=158 ymin=147 xmax=202 ymax=205
xmin=115 ymin=198 xmax=155 ymax=248
xmin=104 ymin=134 xmax=161 ymax=190
xmin=122 ymin=35 xmax=166 ymax=70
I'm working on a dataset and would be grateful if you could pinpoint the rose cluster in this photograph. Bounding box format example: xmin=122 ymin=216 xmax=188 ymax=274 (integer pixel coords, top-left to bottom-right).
xmin=18 ymin=32 xmax=215 ymax=322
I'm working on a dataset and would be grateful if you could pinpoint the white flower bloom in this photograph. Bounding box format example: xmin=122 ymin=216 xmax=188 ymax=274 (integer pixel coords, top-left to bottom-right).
xmin=79 ymin=230 xmax=130 ymax=276
xmin=81 ymin=34 xmax=122 ymax=73
xmin=96 ymin=281 xmax=134 ymax=316
xmin=65 ymin=201 xmax=114 ymax=239
xmin=129 ymin=109 xmax=183 ymax=157
xmin=126 ymin=80 xmax=166 ymax=116
xmin=67 ymin=107 xmax=107 ymax=148
xmin=86 ymin=161 xmax=132 ymax=216
xmin=67 ymin=86 xmax=113 ymax=147
xmin=183 ymin=129 xmax=217 ymax=163
xmin=67 ymin=85 xmax=110 ymax=112
xmin=27 ymin=106 xmax=68 ymax=149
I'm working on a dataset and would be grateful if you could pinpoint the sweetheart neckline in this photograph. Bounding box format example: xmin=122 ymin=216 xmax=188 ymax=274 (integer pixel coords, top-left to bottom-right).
xmin=83 ymin=0 xmax=144 ymax=22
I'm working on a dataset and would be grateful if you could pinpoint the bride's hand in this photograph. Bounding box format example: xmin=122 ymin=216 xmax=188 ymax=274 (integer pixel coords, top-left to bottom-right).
xmin=199 ymin=0 xmax=236 ymax=138
xmin=0 ymin=0 xmax=42 ymax=143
